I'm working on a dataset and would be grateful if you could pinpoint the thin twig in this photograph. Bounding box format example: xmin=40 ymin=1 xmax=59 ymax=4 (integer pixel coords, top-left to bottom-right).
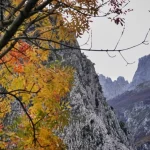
xmin=114 ymin=25 xmax=125 ymax=50
xmin=4 ymin=92 xmax=37 ymax=146
xmin=119 ymin=51 xmax=135 ymax=66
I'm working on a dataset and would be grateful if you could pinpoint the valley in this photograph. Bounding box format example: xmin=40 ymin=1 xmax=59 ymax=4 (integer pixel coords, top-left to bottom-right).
xmin=99 ymin=54 xmax=150 ymax=150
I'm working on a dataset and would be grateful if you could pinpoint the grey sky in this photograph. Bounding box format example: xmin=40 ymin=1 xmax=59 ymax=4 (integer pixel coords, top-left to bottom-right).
xmin=78 ymin=0 xmax=150 ymax=82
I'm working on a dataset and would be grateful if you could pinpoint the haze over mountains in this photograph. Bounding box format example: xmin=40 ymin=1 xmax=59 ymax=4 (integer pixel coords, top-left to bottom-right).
xmin=99 ymin=54 xmax=150 ymax=100
xmin=99 ymin=54 xmax=150 ymax=150
xmin=99 ymin=75 xmax=129 ymax=100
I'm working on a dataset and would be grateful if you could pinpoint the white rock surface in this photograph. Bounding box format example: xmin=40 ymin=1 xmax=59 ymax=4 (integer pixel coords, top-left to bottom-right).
xmin=55 ymin=46 xmax=134 ymax=150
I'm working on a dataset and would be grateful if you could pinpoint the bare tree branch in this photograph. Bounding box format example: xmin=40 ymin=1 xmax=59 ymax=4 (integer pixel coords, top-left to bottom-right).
xmin=119 ymin=51 xmax=135 ymax=66
xmin=9 ymin=28 xmax=150 ymax=53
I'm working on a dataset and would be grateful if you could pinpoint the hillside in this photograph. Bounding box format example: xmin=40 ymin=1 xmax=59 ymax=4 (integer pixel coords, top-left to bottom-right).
xmin=99 ymin=54 xmax=150 ymax=150
xmin=108 ymin=81 xmax=150 ymax=150
xmin=56 ymin=47 xmax=134 ymax=150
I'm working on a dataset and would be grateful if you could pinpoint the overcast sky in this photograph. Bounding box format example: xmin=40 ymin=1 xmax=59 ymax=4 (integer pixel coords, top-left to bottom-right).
xmin=77 ymin=0 xmax=150 ymax=82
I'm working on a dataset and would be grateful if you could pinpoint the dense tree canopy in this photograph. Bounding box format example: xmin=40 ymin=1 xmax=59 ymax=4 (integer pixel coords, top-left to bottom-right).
xmin=0 ymin=0 xmax=131 ymax=149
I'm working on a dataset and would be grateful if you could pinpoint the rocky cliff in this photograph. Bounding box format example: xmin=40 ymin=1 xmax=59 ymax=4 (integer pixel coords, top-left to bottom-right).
xmin=4 ymin=43 xmax=134 ymax=149
xmin=99 ymin=75 xmax=129 ymax=100
xmin=54 ymin=45 xmax=134 ymax=150
xmin=99 ymin=54 xmax=150 ymax=99
xmin=129 ymin=54 xmax=150 ymax=90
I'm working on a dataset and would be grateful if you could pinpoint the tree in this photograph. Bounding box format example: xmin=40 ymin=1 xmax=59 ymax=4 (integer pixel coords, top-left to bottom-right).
xmin=0 ymin=40 xmax=74 ymax=149
xmin=0 ymin=0 xmax=137 ymax=149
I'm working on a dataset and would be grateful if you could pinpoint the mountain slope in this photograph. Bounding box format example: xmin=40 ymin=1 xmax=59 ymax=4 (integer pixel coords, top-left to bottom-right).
xmin=108 ymin=82 xmax=150 ymax=150
xmin=99 ymin=54 xmax=150 ymax=150
xmin=4 ymin=43 xmax=134 ymax=149
xmin=56 ymin=47 xmax=134 ymax=150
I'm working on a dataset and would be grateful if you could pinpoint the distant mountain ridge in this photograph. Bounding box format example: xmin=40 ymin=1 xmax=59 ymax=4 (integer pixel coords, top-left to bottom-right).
xmin=99 ymin=54 xmax=150 ymax=150
xmin=99 ymin=75 xmax=129 ymax=100
xmin=99 ymin=54 xmax=150 ymax=100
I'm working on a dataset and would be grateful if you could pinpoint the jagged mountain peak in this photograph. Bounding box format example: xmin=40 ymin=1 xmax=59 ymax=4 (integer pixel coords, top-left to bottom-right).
xmin=49 ymin=45 xmax=135 ymax=150
xmin=99 ymin=74 xmax=112 ymax=81
xmin=99 ymin=75 xmax=129 ymax=100
xmin=130 ymin=54 xmax=150 ymax=89
xmin=117 ymin=76 xmax=128 ymax=83
xmin=99 ymin=54 xmax=150 ymax=100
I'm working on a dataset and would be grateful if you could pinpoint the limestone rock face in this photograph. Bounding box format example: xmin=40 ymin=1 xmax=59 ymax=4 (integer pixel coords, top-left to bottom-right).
xmin=130 ymin=54 xmax=150 ymax=89
xmin=56 ymin=47 xmax=134 ymax=150
xmin=4 ymin=43 xmax=134 ymax=149
xmin=99 ymin=75 xmax=129 ymax=100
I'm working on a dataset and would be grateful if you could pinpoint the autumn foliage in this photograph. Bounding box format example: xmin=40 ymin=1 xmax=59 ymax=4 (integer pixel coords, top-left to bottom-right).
xmin=0 ymin=0 xmax=131 ymax=149
xmin=0 ymin=41 xmax=74 ymax=149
